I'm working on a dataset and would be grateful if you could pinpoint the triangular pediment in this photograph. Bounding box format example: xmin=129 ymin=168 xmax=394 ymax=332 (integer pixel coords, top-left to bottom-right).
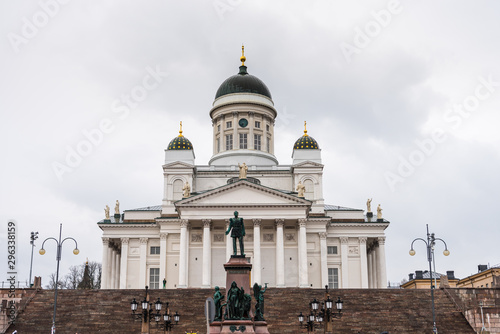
xmin=176 ymin=180 xmax=310 ymax=207
xmin=292 ymin=160 xmax=324 ymax=168
xmin=162 ymin=161 xmax=194 ymax=169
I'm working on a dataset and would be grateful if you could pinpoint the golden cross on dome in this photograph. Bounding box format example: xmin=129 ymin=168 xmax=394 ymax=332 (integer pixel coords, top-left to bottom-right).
xmin=240 ymin=45 xmax=246 ymax=66
xmin=304 ymin=121 xmax=308 ymax=136
xmin=178 ymin=121 xmax=183 ymax=137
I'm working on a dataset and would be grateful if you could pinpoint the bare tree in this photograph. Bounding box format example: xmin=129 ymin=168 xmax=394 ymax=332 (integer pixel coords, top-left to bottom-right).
xmin=45 ymin=272 xmax=64 ymax=289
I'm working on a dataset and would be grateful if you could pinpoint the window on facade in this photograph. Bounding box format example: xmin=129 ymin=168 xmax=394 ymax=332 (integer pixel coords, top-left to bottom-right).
xmin=217 ymin=137 xmax=220 ymax=152
xmin=328 ymin=268 xmax=339 ymax=289
xmin=254 ymin=134 xmax=261 ymax=150
xmin=173 ymin=179 xmax=183 ymax=201
xmin=239 ymin=133 xmax=247 ymax=149
xmin=226 ymin=134 xmax=233 ymax=150
xmin=226 ymin=121 xmax=232 ymax=129
xmin=255 ymin=121 xmax=261 ymax=128
xmin=150 ymin=246 xmax=160 ymax=255
xmin=149 ymin=268 xmax=160 ymax=289
xmin=327 ymin=246 xmax=338 ymax=255
xmin=266 ymin=124 xmax=270 ymax=132
xmin=217 ymin=124 xmax=221 ymax=132
xmin=266 ymin=137 xmax=270 ymax=153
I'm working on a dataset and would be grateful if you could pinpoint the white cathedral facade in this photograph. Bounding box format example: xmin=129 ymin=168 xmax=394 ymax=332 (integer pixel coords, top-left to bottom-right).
xmin=98 ymin=51 xmax=389 ymax=290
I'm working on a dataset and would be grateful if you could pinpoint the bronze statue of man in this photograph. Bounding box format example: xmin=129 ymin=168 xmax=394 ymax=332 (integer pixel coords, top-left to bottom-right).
xmin=225 ymin=211 xmax=245 ymax=256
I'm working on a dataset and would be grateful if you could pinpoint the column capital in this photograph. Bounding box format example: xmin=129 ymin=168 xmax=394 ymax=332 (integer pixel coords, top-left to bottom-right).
xmin=253 ymin=218 xmax=262 ymax=226
xmin=340 ymin=236 xmax=349 ymax=244
xmin=275 ymin=218 xmax=285 ymax=227
xmin=102 ymin=237 xmax=110 ymax=245
xmin=121 ymin=237 xmax=129 ymax=245
xmin=232 ymin=111 xmax=238 ymax=117
xmin=202 ymin=219 xmax=212 ymax=228
xmin=160 ymin=233 xmax=168 ymax=240
xmin=298 ymin=218 xmax=307 ymax=228
xmin=139 ymin=237 xmax=148 ymax=244
xmin=319 ymin=232 xmax=327 ymax=239
xmin=377 ymin=236 xmax=386 ymax=245
xmin=359 ymin=237 xmax=367 ymax=244
xmin=249 ymin=111 xmax=255 ymax=117
xmin=180 ymin=219 xmax=189 ymax=228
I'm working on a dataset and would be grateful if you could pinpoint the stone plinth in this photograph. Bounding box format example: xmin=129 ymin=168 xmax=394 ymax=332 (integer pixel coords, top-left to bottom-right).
xmin=220 ymin=320 xmax=255 ymax=334
xmin=224 ymin=255 xmax=252 ymax=292
xmin=254 ymin=321 xmax=270 ymax=334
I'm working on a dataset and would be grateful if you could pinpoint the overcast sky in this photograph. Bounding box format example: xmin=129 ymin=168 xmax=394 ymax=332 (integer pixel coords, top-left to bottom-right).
xmin=1 ymin=1 xmax=499 ymax=288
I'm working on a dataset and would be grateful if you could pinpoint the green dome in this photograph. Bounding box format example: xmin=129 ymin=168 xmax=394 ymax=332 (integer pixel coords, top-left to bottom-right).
xmin=215 ymin=66 xmax=272 ymax=100
xmin=167 ymin=135 xmax=193 ymax=150
xmin=294 ymin=135 xmax=319 ymax=149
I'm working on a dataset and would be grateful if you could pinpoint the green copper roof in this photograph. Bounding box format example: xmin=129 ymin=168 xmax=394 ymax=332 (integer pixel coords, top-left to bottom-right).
xmin=294 ymin=135 xmax=319 ymax=149
xmin=167 ymin=136 xmax=193 ymax=150
xmin=215 ymin=66 xmax=272 ymax=99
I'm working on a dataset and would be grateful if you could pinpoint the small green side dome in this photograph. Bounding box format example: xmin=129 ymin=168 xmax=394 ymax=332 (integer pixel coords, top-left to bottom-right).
xmin=168 ymin=122 xmax=193 ymax=150
xmin=294 ymin=135 xmax=319 ymax=149
xmin=167 ymin=136 xmax=193 ymax=150
xmin=294 ymin=121 xmax=319 ymax=149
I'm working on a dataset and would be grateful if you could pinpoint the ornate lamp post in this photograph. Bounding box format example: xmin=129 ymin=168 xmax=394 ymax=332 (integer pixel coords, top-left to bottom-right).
xmin=298 ymin=286 xmax=343 ymax=333
xmin=409 ymin=224 xmax=449 ymax=334
xmin=130 ymin=286 xmax=180 ymax=334
xmin=29 ymin=231 xmax=38 ymax=287
xmin=39 ymin=224 xmax=79 ymax=333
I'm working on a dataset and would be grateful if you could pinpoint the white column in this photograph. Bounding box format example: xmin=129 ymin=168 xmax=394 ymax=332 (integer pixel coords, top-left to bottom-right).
xmin=275 ymin=219 xmax=285 ymax=287
xmin=367 ymin=247 xmax=373 ymax=288
xmin=120 ymin=238 xmax=129 ymax=289
xmin=319 ymin=232 xmax=328 ymax=288
xmin=101 ymin=238 xmax=110 ymax=289
xmin=186 ymin=224 xmax=190 ymax=287
xmin=226 ymin=220 xmax=232 ymax=261
xmin=372 ymin=247 xmax=378 ymax=288
xmin=359 ymin=237 xmax=368 ymax=288
xmin=249 ymin=112 xmax=254 ymax=149
xmin=340 ymin=237 xmax=349 ymax=288
xmin=115 ymin=252 xmax=120 ymax=289
xmin=139 ymin=237 xmax=148 ymax=289
xmin=178 ymin=220 xmax=188 ymax=288
xmin=110 ymin=248 xmax=116 ymax=289
xmin=202 ymin=219 xmax=212 ymax=288
xmin=298 ymin=219 xmax=308 ymax=288
xmin=377 ymin=237 xmax=387 ymax=288
xmin=253 ymin=219 xmax=262 ymax=285
xmin=233 ymin=111 xmax=238 ymax=148
xmin=159 ymin=233 xmax=168 ymax=288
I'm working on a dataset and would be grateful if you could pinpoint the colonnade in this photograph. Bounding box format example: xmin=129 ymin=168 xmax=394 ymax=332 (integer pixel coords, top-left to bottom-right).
xmin=101 ymin=226 xmax=387 ymax=289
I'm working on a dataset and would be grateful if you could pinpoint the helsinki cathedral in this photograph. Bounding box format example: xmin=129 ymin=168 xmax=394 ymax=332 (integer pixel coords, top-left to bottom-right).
xmin=98 ymin=48 xmax=389 ymax=290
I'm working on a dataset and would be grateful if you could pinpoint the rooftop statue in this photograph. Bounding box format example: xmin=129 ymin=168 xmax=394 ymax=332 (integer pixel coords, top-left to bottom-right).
xmin=104 ymin=205 xmax=110 ymax=219
xmin=367 ymin=198 xmax=372 ymax=213
xmin=182 ymin=181 xmax=191 ymax=198
xmin=377 ymin=204 xmax=383 ymax=219
xmin=115 ymin=200 xmax=120 ymax=215
xmin=238 ymin=162 xmax=248 ymax=179
xmin=296 ymin=181 xmax=305 ymax=198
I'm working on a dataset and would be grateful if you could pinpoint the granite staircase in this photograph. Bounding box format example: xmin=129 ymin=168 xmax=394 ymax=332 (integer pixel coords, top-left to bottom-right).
xmin=5 ymin=288 xmax=475 ymax=333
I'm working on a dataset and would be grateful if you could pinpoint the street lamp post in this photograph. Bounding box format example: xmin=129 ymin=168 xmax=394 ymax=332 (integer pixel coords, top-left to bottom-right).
xmin=29 ymin=231 xmax=39 ymax=287
xmin=298 ymin=286 xmax=343 ymax=333
xmin=39 ymin=224 xmax=79 ymax=333
xmin=409 ymin=224 xmax=449 ymax=334
xmin=130 ymin=286 xmax=180 ymax=334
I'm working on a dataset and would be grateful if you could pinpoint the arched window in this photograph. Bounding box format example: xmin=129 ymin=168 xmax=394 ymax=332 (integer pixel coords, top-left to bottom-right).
xmin=173 ymin=180 xmax=183 ymax=201
xmin=304 ymin=179 xmax=314 ymax=200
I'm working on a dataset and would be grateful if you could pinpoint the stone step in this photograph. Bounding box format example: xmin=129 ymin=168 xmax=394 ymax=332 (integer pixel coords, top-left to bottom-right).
xmin=6 ymin=288 xmax=475 ymax=333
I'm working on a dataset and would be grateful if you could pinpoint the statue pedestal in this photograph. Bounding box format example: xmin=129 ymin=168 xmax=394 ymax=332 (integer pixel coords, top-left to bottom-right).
xmin=254 ymin=321 xmax=270 ymax=334
xmin=220 ymin=320 xmax=255 ymax=334
xmin=367 ymin=211 xmax=373 ymax=218
xmin=224 ymin=255 xmax=252 ymax=291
